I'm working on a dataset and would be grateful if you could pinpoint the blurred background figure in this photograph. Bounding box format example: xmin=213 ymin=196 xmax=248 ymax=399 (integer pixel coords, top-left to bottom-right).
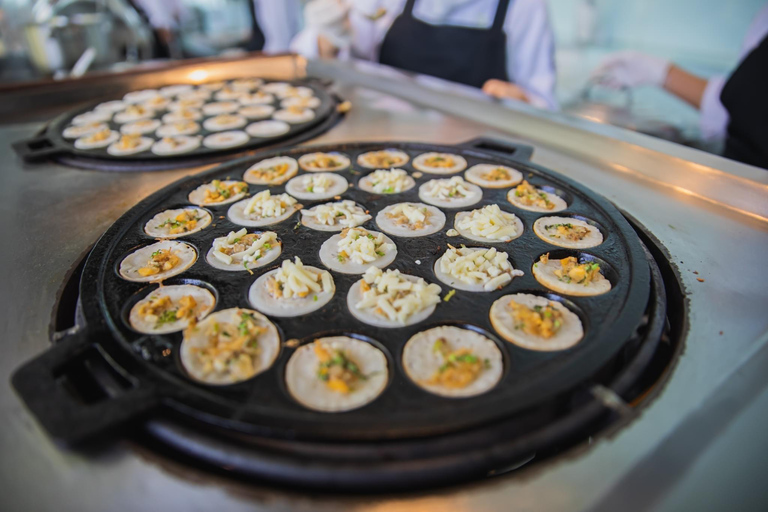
xmin=592 ymin=3 xmax=768 ymax=168
xmin=291 ymin=0 xmax=558 ymax=110
xmin=132 ymin=0 xmax=189 ymax=58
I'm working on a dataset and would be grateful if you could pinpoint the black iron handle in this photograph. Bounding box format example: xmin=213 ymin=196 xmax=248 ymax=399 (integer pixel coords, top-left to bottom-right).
xmin=458 ymin=137 xmax=534 ymax=162
xmin=12 ymin=135 xmax=68 ymax=163
xmin=11 ymin=329 xmax=160 ymax=446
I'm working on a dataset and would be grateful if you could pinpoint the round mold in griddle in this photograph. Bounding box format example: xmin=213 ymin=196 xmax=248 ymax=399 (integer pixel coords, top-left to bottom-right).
xmin=31 ymin=139 xmax=651 ymax=445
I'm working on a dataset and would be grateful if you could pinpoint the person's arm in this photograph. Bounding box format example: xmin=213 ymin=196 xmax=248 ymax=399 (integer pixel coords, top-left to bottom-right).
xmin=485 ymin=0 xmax=557 ymax=109
xmin=662 ymin=64 xmax=708 ymax=109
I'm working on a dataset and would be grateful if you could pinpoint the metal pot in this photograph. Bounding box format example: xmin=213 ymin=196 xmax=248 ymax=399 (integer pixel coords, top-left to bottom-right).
xmin=566 ymin=80 xmax=685 ymax=144
xmin=24 ymin=12 xmax=112 ymax=73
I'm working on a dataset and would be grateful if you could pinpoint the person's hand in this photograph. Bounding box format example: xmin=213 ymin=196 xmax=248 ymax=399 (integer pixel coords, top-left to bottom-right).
xmin=482 ymin=79 xmax=529 ymax=102
xmin=305 ymin=0 xmax=351 ymax=56
xmin=592 ymin=51 xmax=670 ymax=89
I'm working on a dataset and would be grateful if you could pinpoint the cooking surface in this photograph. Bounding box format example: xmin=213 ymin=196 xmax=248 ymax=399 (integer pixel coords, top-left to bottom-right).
xmin=2 ymin=59 xmax=768 ymax=512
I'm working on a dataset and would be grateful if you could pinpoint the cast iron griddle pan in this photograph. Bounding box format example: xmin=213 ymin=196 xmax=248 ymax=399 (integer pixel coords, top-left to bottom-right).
xmin=12 ymin=137 xmax=650 ymax=446
xmin=12 ymin=78 xmax=341 ymax=172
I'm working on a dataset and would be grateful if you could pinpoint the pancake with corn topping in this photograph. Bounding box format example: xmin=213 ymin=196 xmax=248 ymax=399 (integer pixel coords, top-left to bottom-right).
xmin=298 ymin=152 xmax=350 ymax=172
xmin=285 ymin=337 xmax=388 ymax=412
xmin=246 ymin=120 xmax=291 ymax=138
xmin=464 ymin=163 xmax=523 ymax=188
xmin=144 ymin=207 xmax=212 ymax=238
xmin=129 ymin=284 xmax=215 ymax=334
xmin=532 ymin=253 xmax=612 ymax=296
xmin=533 ymin=216 xmax=603 ymax=249
xmin=273 ymin=107 xmax=315 ymax=124
xmin=490 ymin=293 xmax=584 ymax=351
xmin=412 ymin=152 xmax=467 ymax=174
xmin=507 ymin=180 xmax=567 ymax=213
xmin=203 ymin=114 xmax=246 ymax=132
xmin=188 ymin=179 xmax=248 ymax=206
xmin=180 ymin=308 xmax=280 ymax=385
xmin=152 ymin=135 xmax=201 ymax=155
xmin=74 ymin=128 xmax=119 ymax=149
xmin=243 ymin=156 xmax=298 ymax=185
xmin=357 ymin=149 xmax=410 ymax=169
xmin=119 ymin=240 xmax=197 ymax=282
xmin=402 ymin=326 xmax=503 ymax=398
xmin=202 ymin=130 xmax=249 ymax=149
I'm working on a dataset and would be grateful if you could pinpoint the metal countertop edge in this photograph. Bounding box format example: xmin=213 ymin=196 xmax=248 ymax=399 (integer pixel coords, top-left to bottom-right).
xmin=588 ymin=330 xmax=768 ymax=512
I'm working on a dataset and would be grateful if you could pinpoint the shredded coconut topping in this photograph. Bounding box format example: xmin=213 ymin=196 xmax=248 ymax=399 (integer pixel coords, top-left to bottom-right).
xmin=243 ymin=190 xmax=297 ymax=218
xmin=336 ymin=228 xmax=395 ymax=265
xmin=268 ymin=257 xmax=333 ymax=299
xmin=300 ymin=173 xmax=335 ymax=193
xmin=439 ymin=246 xmax=524 ymax=291
xmin=365 ymin=168 xmax=412 ymax=193
xmin=211 ymin=229 xmax=278 ymax=267
xmin=456 ymin=204 xmax=520 ymax=241
xmin=385 ymin=203 xmax=430 ymax=229
xmin=301 ymin=200 xmax=370 ymax=228
xmin=423 ymin=176 xmax=473 ymax=200
xmin=356 ymin=267 xmax=441 ymax=324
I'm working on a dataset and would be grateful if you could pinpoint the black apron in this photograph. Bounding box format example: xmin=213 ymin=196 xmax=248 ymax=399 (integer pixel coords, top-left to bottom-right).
xmin=720 ymin=34 xmax=768 ymax=169
xmin=243 ymin=0 xmax=266 ymax=52
xmin=378 ymin=0 xmax=511 ymax=88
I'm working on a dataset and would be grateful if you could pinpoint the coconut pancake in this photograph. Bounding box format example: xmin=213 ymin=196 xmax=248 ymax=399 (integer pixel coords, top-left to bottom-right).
xmin=248 ymin=257 xmax=335 ymax=317
xmin=285 ymin=172 xmax=349 ymax=201
xmin=412 ymin=152 xmax=467 ymax=174
xmin=532 ymin=253 xmax=611 ymax=296
xmin=285 ymin=337 xmax=388 ymax=412
xmin=202 ymin=130 xmax=249 ymax=149
xmin=206 ymin=229 xmax=281 ymax=271
xmin=300 ymin=200 xmax=371 ymax=231
xmin=273 ymin=107 xmax=315 ymax=124
xmin=507 ymin=180 xmax=567 ymax=213
xmin=243 ymin=156 xmax=298 ymax=185
xmin=490 ymin=293 xmax=584 ymax=351
xmin=246 ymin=120 xmax=291 ymax=138
xmin=74 ymin=128 xmax=119 ymax=149
xmin=298 ymin=152 xmax=350 ymax=172
xmin=533 ymin=216 xmax=604 ymax=249
xmin=464 ymin=163 xmax=523 ymax=188
xmin=358 ymin=168 xmax=415 ymax=194
xmin=319 ymin=227 xmax=397 ymax=274
xmin=375 ymin=202 xmax=446 ymax=238
xmin=180 ymin=308 xmax=280 ymax=385
xmin=227 ymin=190 xmax=300 ymax=227
xmin=347 ymin=267 xmax=441 ymax=328
xmin=129 ymin=284 xmax=215 ymax=334
xmin=357 ymin=149 xmax=410 ymax=169
xmin=418 ymin=176 xmax=482 ymax=208
xmin=434 ymin=246 xmax=524 ymax=292
xmin=402 ymin=326 xmax=503 ymax=398
xmin=118 ymin=240 xmax=197 ymax=282
xmin=454 ymin=204 xmax=524 ymax=243
xmin=188 ymin=179 xmax=248 ymax=206
xmin=152 ymin=135 xmax=201 ymax=155
xmin=144 ymin=207 xmax=211 ymax=238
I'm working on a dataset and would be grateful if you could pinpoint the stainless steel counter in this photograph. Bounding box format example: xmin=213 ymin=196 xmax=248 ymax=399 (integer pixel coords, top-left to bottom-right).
xmin=1 ymin=58 xmax=767 ymax=512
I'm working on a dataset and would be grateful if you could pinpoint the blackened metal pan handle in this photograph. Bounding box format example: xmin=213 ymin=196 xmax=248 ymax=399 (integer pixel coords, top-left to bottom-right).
xmin=12 ymin=135 xmax=68 ymax=163
xmin=11 ymin=329 xmax=160 ymax=446
xmin=458 ymin=137 xmax=534 ymax=162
